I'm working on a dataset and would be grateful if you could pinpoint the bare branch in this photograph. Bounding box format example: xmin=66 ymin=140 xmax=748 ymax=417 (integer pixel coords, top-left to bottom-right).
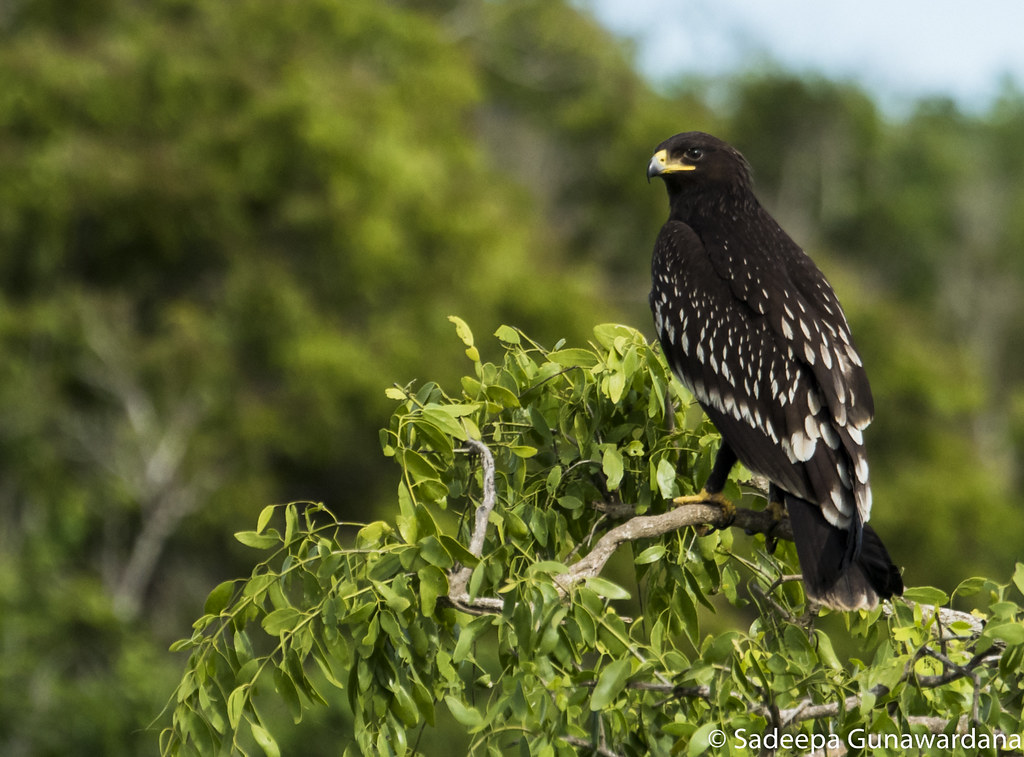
xmin=560 ymin=735 xmax=625 ymax=757
xmin=775 ymin=689 xmax=877 ymax=727
xmin=462 ymin=438 xmax=496 ymax=559
xmin=622 ymin=682 xmax=712 ymax=701
xmin=447 ymin=439 xmax=499 ymax=609
xmin=882 ymin=600 xmax=985 ymax=637
xmin=592 ymin=501 xmax=637 ymax=519
xmin=906 ymin=714 xmax=969 ymax=734
xmin=441 ymin=593 xmax=504 ymax=615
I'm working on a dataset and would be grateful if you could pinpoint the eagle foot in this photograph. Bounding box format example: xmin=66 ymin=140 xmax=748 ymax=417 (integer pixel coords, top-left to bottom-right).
xmin=672 ymin=490 xmax=735 ymax=533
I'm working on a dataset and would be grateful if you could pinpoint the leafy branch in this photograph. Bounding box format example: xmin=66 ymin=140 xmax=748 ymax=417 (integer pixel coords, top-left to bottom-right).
xmin=160 ymin=320 xmax=1024 ymax=757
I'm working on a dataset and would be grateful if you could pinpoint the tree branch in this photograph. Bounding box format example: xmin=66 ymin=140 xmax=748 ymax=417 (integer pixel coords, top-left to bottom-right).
xmin=462 ymin=439 xmax=496 ymax=558
xmin=444 ymin=440 xmax=793 ymax=613
xmin=882 ymin=601 xmax=985 ymax=637
xmin=447 ymin=439 xmax=500 ymax=612
xmin=560 ymin=735 xmax=625 ymax=757
xmin=555 ymin=500 xmax=790 ymax=595
xmin=772 ymin=636 xmax=1003 ymax=729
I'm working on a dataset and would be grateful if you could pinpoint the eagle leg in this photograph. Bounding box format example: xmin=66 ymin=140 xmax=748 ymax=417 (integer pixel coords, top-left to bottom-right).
xmin=763 ymin=484 xmax=787 ymax=554
xmin=672 ymin=442 xmax=738 ymax=528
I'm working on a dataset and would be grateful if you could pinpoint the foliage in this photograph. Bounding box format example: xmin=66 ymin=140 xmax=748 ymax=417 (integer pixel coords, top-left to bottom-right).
xmin=162 ymin=322 xmax=1024 ymax=756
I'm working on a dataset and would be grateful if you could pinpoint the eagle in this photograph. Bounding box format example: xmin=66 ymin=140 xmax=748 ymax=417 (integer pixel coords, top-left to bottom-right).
xmin=647 ymin=131 xmax=903 ymax=610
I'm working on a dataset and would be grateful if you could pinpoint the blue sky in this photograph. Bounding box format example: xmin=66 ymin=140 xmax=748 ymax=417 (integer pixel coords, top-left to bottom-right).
xmin=585 ymin=0 xmax=1024 ymax=111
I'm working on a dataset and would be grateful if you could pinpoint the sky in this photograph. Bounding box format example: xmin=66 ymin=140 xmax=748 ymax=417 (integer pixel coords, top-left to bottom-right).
xmin=585 ymin=0 xmax=1024 ymax=112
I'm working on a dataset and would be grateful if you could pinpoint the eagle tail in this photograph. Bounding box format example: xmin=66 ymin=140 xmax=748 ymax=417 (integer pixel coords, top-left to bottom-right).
xmin=785 ymin=495 xmax=903 ymax=611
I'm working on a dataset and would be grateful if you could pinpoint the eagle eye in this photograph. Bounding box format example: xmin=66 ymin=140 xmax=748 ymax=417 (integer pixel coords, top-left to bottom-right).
xmin=683 ymin=147 xmax=704 ymax=162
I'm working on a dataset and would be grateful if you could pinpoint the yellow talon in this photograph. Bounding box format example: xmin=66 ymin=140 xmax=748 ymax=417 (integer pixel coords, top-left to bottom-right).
xmin=672 ymin=489 xmax=735 ymax=519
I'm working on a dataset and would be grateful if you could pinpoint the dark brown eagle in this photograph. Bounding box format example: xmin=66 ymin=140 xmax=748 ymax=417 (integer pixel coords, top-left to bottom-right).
xmin=647 ymin=131 xmax=903 ymax=610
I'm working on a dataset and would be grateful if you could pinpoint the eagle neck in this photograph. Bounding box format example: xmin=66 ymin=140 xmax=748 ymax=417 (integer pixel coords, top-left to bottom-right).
xmin=668 ymin=183 xmax=759 ymax=230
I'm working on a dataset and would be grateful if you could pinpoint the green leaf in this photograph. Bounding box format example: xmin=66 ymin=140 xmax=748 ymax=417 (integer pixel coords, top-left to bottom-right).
xmin=376 ymin=581 xmax=412 ymax=614
xmin=634 ymin=545 xmax=666 ymax=565
xmin=602 ymin=446 xmax=624 ymax=490
xmin=546 ymin=348 xmax=598 ymax=367
xmin=484 ymin=384 xmax=520 ymax=408
xmin=814 ymin=629 xmax=842 ymax=670
xmin=233 ymin=629 xmax=255 ymax=666
xmin=686 ymin=722 xmax=721 ymax=757
xmin=494 ymin=325 xmax=520 ymax=344
xmin=389 ymin=681 xmax=420 ymax=727
xmin=606 ymin=370 xmax=626 ymax=403
xmin=249 ymin=718 xmax=281 ymax=757
xmin=284 ymin=503 xmax=298 ymax=545
xmin=357 ymin=520 xmax=393 ymax=548
xmin=421 ymin=404 xmax=470 ymax=441
xmin=592 ymin=323 xmax=637 ymax=350
xmin=227 ymin=685 xmax=248 ymax=730
xmin=439 ymin=534 xmax=480 ymax=567
xmin=448 ymin=315 xmax=475 ymax=348
xmin=401 ymin=449 xmax=443 ymax=487
xmin=418 ymin=535 xmax=454 ymax=569
xmin=545 ymin=465 xmax=562 ymax=494
xmin=418 ymin=565 xmax=448 ymax=616
xmin=509 ymin=445 xmax=538 ymax=458
xmin=256 ymin=505 xmax=276 ymax=534
xmin=204 ymin=580 xmax=236 ymax=615
xmin=274 ymin=668 xmax=303 ymax=724
xmin=262 ymin=608 xmax=303 ymax=636
xmin=449 ymin=315 xmax=479 ymax=362
xmin=385 ymin=386 xmax=407 ymax=401
xmin=903 ymin=586 xmax=949 ymax=606
xmin=656 ymin=457 xmax=678 ymax=499
xmin=444 ymin=695 xmax=483 ymax=729
xmin=1013 ymin=562 xmax=1024 ymax=599
xmin=453 ymin=615 xmax=494 ymax=663
xmin=242 ymin=572 xmax=277 ymax=598
xmin=589 ymin=657 xmax=631 ymax=710
xmin=584 ymin=576 xmax=631 ymax=600
xmin=984 ymin=622 xmax=1024 ymax=645
xmin=527 ymin=560 xmax=570 ymax=576
xmin=168 ymin=636 xmax=197 ymax=653
xmin=953 ymin=576 xmax=988 ymax=598
xmin=558 ymin=494 xmax=583 ymax=511
xmin=235 ymin=530 xmax=280 ymax=550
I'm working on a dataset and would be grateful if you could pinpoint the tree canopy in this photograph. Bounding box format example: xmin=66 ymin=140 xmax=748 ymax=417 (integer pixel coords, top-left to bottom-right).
xmin=161 ymin=322 xmax=1024 ymax=756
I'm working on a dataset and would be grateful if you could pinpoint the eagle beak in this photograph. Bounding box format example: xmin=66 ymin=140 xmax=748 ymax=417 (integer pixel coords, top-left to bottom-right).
xmin=647 ymin=149 xmax=696 ymax=181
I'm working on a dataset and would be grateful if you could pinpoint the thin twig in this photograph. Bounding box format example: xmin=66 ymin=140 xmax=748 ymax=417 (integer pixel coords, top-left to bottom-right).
xmin=463 ymin=439 xmax=496 ymax=558
xmin=560 ymin=735 xmax=625 ymax=757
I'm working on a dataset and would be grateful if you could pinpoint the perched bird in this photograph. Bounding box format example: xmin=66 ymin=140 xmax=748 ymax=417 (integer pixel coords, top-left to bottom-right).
xmin=647 ymin=131 xmax=903 ymax=610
